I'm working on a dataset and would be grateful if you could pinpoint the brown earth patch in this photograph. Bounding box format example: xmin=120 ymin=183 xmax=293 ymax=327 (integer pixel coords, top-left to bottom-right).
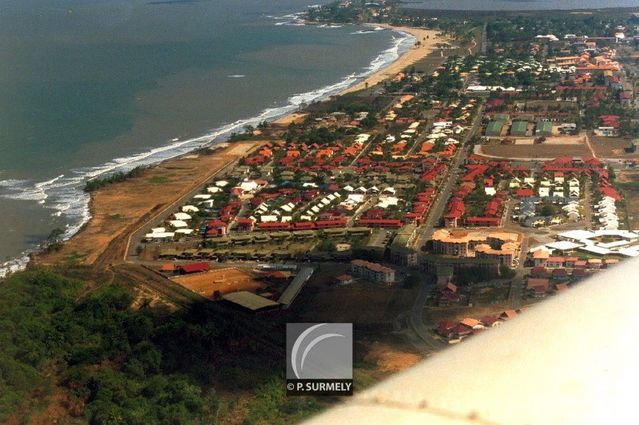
xmin=172 ymin=267 xmax=266 ymax=299
xmin=363 ymin=341 xmax=421 ymax=373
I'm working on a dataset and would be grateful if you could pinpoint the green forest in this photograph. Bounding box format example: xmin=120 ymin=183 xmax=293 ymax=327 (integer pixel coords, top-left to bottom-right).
xmin=0 ymin=269 xmax=324 ymax=424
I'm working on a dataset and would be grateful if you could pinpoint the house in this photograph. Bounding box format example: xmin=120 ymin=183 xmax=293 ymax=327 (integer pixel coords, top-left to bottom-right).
xmin=454 ymin=323 xmax=474 ymax=338
xmin=351 ymin=260 xmax=395 ymax=284
xmin=530 ymin=266 xmax=549 ymax=278
xmin=235 ymin=217 xmax=255 ymax=232
xmin=334 ymin=274 xmax=354 ymax=286
xmin=159 ymin=263 xmax=177 ymax=273
xmin=587 ymin=258 xmax=602 ymax=269
xmin=444 ymin=196 xmax=466 ymax=227
xmin=552 ymin=268 xmax=569 ymax=280
xmin=559 ymin=123 xmax=577 ymax=135
xmin=437 ymin=320 xmax=458 ymax=338
xmin=527 ymin=277 xmax=549 ymax=298
xmin=516 ymin=188 xmax=534 ymax=198
xmin=179 ymin=262 xmax=209 ymax=274
xmin=594 ymin=126 xmax=618 ymax=137
xmin=500 ymin=309 xmax=518 ymax=321
xmin=460 ymin=318 xmax=484 ymax=330
xmin=205 ymin=219 xmax=228 ymax=237
xmin=532 ymin=250 xmax=549 ymax=266
xmin=564 ymin=257 xmax=578 ymax=268
xmin=509 ymin=177 xmax=522 ymax=189
xmin=480 ymin=316 xmax=501 ymax=327
xmin=546 ymin=257 xmax=565 ymax=268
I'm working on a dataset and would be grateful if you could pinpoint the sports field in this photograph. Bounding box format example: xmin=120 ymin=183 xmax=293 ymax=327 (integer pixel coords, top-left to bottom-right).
xmin=172 ymin=267 xmax=266 ymax=298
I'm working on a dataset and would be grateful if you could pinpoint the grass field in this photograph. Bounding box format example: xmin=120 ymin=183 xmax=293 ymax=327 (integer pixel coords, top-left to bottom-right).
xmin=172 ymin=267 xmax=266 ymax=298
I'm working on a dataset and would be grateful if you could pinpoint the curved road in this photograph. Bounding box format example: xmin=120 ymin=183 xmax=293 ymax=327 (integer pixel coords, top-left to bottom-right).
xmin=409 ymin=276 xmax=445 ymax=352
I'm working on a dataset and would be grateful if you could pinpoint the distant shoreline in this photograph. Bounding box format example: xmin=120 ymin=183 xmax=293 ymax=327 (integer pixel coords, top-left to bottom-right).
xmin=339 ymin=24 xmax=445 ymax=95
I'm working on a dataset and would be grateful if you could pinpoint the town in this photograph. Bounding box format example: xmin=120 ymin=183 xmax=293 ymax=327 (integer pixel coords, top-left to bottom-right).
xmin=121 ymin=5 xmax=639 ymax=349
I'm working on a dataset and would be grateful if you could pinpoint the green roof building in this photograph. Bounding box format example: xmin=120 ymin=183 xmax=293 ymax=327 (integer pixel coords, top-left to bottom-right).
xmin=510 ymin=120 xmax=528 ymax=137
xmin=536 ymin=121 xmax=553 ymax=136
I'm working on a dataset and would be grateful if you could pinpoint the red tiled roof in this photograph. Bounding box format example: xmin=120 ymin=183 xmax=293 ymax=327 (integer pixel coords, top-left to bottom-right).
xmin=180 ymin=262 xmax=209 ymax=274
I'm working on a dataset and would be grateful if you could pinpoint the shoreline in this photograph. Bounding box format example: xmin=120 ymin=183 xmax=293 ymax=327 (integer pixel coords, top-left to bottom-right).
xmin=5 ymin=23 xmax=447 ymax=275
xmin=339 ymin=24 xmax=444 ymax=95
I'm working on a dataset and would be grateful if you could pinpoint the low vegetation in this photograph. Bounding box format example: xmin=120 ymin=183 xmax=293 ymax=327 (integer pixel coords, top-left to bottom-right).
xmin=84 ymin=167 xmax=145 ymax=192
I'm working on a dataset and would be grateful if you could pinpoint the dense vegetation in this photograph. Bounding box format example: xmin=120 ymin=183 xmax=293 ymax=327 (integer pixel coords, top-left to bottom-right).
xmin=84 ymin=167 xmax=145 ymax=192
xmin=0 ymin=269 xmax=323 ymax=424
xmin=487 ymin=15 xmax=629 ymax=41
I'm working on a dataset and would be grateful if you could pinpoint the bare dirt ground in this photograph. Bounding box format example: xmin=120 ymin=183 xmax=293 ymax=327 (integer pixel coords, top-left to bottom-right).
xmin=273 ymin=112 xmax=308 ymax=126
xmin=130 ymin=283 xmax=179 ymax=311
xmin=590 ymin=136 xmax=638 ymax=158
xmin=513 ymin=134 xmax=586 ymax=145
xmin=363 ymin=340 xmax=421 ymax=373
xmin=171 ymin=267 xmax=266 ymax=299
xmin=616 ymin=170 xmax=639 ymax=183
xmin=480 ymin=142 xmax=590 ymax=159
xmin=37 ymin=141 xmax=261 ymax=267
xmin=423 ymin=303 xmax=518 ymax=326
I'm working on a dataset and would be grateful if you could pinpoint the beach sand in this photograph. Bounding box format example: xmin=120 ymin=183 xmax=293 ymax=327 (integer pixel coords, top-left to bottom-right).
xmin=274 ymin=112 xmax=308 ymax=126
xmin=340 ymin=25 xmax=446 ymax=95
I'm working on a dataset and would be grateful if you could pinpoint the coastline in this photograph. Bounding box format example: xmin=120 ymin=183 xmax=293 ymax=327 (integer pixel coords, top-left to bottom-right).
xmin=339 ymin=25 xmax=444 ymax=95
xmin=14 ymin=23 xmax=446 ymax=273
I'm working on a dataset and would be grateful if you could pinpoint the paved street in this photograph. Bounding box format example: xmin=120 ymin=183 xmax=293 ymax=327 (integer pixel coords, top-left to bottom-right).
xmin=411 ymin=104 xmax=485 ymax=251
xmin=408 ymin=276 xmax=446 ymax=352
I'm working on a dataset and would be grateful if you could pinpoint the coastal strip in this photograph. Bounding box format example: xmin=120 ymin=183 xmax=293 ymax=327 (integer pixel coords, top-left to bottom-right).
xmin=37 ymin=142 xmax=263 ymax=266
xmin=33 ymin=24 xmax=447 ymax=269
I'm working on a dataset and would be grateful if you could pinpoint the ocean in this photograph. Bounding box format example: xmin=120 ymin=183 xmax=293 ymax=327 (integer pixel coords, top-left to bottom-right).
xmin=0 ymin=0 xmax=414 ymax=275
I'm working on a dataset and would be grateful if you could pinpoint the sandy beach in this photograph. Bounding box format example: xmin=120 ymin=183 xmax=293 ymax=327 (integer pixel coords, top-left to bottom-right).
xmin=339 ymin=24 xmax=445 ymax=95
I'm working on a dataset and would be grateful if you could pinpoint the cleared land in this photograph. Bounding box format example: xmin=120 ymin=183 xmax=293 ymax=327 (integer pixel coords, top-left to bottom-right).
xmin=616 ymin=170 xmax=639 ymax=229
xmin=511 ymin=135 xmax=586 ymax=145
xmin=172 ymin=268 xmax=266 ymax=299
xmin=479 ymin=141 xmax=590 ymax=159
xmin=363 ymin=341 xmax=421 ymax=373
xmin=590 ymin=136 xmax=639 ymax=158
xmin=37 ymin=141 xmax=261 ymax=267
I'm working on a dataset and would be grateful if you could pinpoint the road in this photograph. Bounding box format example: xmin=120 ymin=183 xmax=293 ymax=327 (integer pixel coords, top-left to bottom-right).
xmin=411 ymin=103 xmax=485 ymax=251
xmin=408 ymin=276 xmax=446 ymax=352
xmin=124 ymin=154 xmax=249 ymax=262
xmin=508 ymin=235 xmax=528 ymax=310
